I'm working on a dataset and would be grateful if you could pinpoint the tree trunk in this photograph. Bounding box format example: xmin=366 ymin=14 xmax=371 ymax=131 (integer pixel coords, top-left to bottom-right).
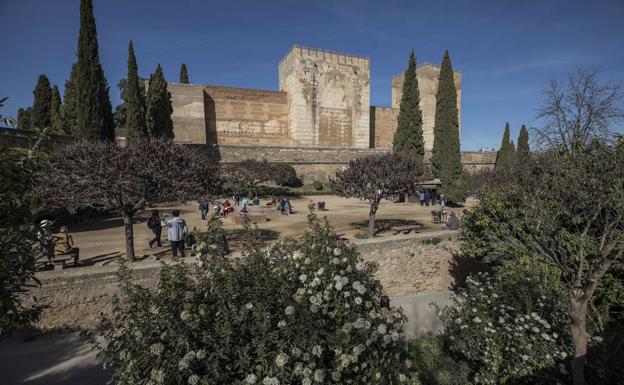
xmin=570 ymin=296 xmax=589 ymax=385
xmin=368 ymin=211 xmax=376 ymax=236
xmin=122 ymin=211 xmax=136 ymax=262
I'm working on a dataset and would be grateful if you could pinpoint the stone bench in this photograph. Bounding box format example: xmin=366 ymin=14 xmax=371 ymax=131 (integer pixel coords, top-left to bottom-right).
xmin=391 ymin=225 xmax=420 ymax=235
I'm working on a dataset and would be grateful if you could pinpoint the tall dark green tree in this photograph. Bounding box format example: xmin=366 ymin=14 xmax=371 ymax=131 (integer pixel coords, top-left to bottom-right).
xmin=62 ymin=63 xmax=78 ymax=135
xmin=180 ymin=63 xmax=189 ymax=84
xmin=75 ymin=0 xmax=115 ymax=141
xmin=50 ymin=85 xmax=64 ymax=133
xmin=393 ymin=50 xmax=424 ymax=159
xmin=31 ymin=74 xmax=52 ymax=130
xmin=494 ymin=122 xmax=517 ymax=178
xmin=124 ymin=41 xmax=147 ymax=142
xmin=17 ymin=108 xmax=31 ymax=130
xmin=431 ymin=50 xmax=464 ymax=202
xmin=145 ymin=64 xmax=174 ymax=139
xmin=516 ymin=124 xmax=530 ymax=173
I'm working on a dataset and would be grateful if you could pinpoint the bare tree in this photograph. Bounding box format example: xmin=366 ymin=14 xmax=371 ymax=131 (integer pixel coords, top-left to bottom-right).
xmin=534 ymin=68 xmax=624 ymax=151
xmin=510 ymin=140 xmax=624 ymax=385
xmin=332 ymin=153 xmax=430 ymax=235
xmin=37 ymin=139 xmax=220 ymax=262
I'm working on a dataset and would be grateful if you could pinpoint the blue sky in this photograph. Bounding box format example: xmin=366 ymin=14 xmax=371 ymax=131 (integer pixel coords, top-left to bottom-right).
xmin=1 ymin=0 xmax=623 ymax=150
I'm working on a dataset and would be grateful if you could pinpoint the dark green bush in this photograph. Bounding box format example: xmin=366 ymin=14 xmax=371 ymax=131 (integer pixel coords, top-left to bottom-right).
xmin=312 ymin=180 xmax=323 ymax=191
xmin=274 ymin=162 xmax=303 ymax=188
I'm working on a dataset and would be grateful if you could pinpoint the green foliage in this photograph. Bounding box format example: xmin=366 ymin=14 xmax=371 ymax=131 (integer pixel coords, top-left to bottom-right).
xmin=494 ymin=123 xmax=517 ymax=179
xmin=50 ymin=85 xmax=63 ymax=133
xmin=0 ymin=147 xmax=45 ymax=337
xmin=393 ymin=50 xmax=424 ymax=159
xmin=17 ymin=108 xmax=31 ymax=130
xmin=431 ymin=51 xmax=464 ymax=203
xmin=31 ymin=74 xmax=52 ymax=130
xmin=91 ymin=214 xmax=415 ymax=385
xmin=75 ymin=0 xmax=115 ymax=141
xmin=146 ymin=64 xmax=174 ymax=139
xmin=407 ymin=333 xmax=470 ymax=385
xmin=312 ymin=180 xmax=323 ymax=191
xmin=180 ymin=63 xmax=189 ymax=84
xmin=441 ymin=265 xmax=571 ymax=384
xmin=61 ymin=63 xmax=78 ymax=135
xmin=274 ymin=162 xmax=303 ymax=187
xmin=124 ymin=41 xmax=147 ymax=142
xmin=516 ymin=125 xmax=530 ymax=176
xmin=354 ymin=232 xmax=369 ymax=239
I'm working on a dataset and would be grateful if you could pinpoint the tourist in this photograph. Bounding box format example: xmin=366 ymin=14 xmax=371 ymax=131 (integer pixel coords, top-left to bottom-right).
xmin=253 ymin=195 xmax=260 ymax=206
xmin=278 ymin=198 xmax=286 ymax=214
xmin=198 ymin=199 xmax=208 ymax=221
xmin=284 ymin=197 xmax=293 ymax=214
xmin=430 ymin=191 xmax=437 ymax=206
xmin=213 ymin=200 xmax=221 ymax=216
xmin=147 ymin=210 xmax=163 ymax=248
xmin=442 ymin=211 xmax=460 ymax=231
xmin=440 ymin=194 xmax=446 ymax=210
xmin=424 ymin=190 xmax=430 ymax=207
xmin=222 ymin=200 xmax=233 ymax=216
xmin=163 ymin=210 xmax=188 ymax=258
xmin=234 ymin=191 xmax=241 ymax=206
xmin=241 ymin=195 xmax=249 ymax=207
xmin=418 ymin=190 xmax=425 ymax=206
xmin=240 ymin=203 xmax=249 ymax=214
xmin=54 ymin=226 xmax=80 ymax=265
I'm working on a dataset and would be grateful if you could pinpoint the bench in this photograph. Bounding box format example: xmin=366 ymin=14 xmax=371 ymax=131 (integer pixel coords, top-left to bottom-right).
xmin=52 ymin=254 xmax=74 ymax=270
xmin=391 ymin=225 xmax=420 ymax=235
xmin=431 ymin=211 xmax=441 ymax=224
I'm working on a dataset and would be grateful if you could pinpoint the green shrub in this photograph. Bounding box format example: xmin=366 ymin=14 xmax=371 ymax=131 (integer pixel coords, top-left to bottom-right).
xmin=354 ymin=232 xmax=369 ymax=239
xmin=312 ymin=180 xmax=323 ymax=191
xmin=274 ymin=162 xmax=303 ymax=188
xmin=440 ymin=262 xmax=572 ymax=384
xmin=91 ymin=215 xmax=416 ymax=385
xmin=408 ymin=333 xmax=470 ymax=385
xmin=431 ymin=237 xmax=442 ymax=245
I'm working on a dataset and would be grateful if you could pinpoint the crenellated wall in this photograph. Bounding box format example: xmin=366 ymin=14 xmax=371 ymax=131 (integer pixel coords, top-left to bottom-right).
xmin=278 ymin=45 xmax=370 ymax=148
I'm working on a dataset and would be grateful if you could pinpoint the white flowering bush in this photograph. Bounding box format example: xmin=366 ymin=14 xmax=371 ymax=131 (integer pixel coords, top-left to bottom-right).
xmin=440 ymin=265 xmax=572 ymax=384
xmin=91 ymin=214 xmax=415 ymax=385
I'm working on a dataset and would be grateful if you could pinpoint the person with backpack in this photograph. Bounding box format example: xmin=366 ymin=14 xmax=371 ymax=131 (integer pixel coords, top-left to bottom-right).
xmin=163 ymin=210 xmax=188 ymax=258
xmin=147 ymin=210 xmax=162 ymax=248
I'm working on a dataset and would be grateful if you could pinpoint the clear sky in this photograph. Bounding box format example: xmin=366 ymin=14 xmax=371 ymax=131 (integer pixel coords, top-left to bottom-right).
xmin=1 ymin=0 xmax=623 ymax=150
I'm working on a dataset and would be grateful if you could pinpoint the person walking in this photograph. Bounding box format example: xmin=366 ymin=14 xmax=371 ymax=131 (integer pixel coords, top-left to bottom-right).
xmin=147 ymin=210 xmax=163 ymax=248
xmin=234 ymin=191 xmax=241 ymax=206
xmin=430 ymin=191 xmax=437 ymax=206
xmin=418 ymin=191 xmax=425 ymax=206
xmin=424 ymin=190 xmax=430 ymax=207
xmin=164 ymin=210 xmax=188 ymax=258
xmin=198 ymin=199 xmax=208 ymax=221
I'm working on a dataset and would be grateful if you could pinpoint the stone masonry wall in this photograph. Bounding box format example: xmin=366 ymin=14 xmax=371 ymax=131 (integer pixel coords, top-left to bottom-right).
xmin=390 ymin=64 xmax=462 ymax=152
xmin=279 ymin=45 xmax=370 ymax=148
xmin=168 ymin=83 xmax=207 ymax=144
xmin=24 ymin=233 xmax=461 ymax=331
xmin=204 ymin=85 xmax=290 ymax=146
xmin=369 ymin=106 xmax=399 ymax=148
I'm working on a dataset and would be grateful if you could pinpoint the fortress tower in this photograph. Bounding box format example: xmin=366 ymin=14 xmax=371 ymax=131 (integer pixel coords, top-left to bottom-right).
xmin=278 ymin=46 xmax=370 ymax=148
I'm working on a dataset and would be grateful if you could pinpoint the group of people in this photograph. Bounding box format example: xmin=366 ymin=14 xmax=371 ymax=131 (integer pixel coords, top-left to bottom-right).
xmin=147 ymin=209 xmax=191 ymax=258
xmin=418 ymin=190 xmax=446 ymax=207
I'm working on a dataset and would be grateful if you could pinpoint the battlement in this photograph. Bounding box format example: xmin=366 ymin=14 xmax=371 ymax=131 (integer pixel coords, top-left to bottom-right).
xmin=391 ymin=63 xmax=462 ymax=81
xmin=279 ymin=44 xmax=370 ymax=70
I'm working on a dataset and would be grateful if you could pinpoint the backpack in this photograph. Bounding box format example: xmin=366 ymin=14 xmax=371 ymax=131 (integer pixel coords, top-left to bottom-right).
xmin=147 ymin=216 xmax=159 ymax=230
xmin=185 ymin=233 xmax=196 ymax=248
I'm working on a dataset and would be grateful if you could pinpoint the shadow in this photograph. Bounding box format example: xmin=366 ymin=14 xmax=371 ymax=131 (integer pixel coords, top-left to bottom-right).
xmin=0 ymin=332 xmax=111 ymax=385
xmin=369 ymin=107 xmax=377 ymax=148
xmin=447 ymin=251 xmax=489 ymax=288
xmin=204 ymin=91 xmax=218 ymax=148
xmin=224 ymin=228 xmax=280 ymax=250
xmin=78 ymin=252 xmax=122 ymax=267
xmin=68 ymin=211 xmax=152 ymax=234
xmin=349 ymin=218 xmax=425 ymax=235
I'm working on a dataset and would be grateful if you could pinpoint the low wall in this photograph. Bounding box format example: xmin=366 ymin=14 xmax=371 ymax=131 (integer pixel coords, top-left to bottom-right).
xmin=0 ymin=128 xmax=75 ymax=149
xmin=25 ymin=232 xmax=464 ymax=333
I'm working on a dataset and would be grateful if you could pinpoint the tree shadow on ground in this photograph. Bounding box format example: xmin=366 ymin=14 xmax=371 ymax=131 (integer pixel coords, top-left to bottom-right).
xmin=447 ymin=251 xmax=490 ymax=288
xmin=223 ymin=228 xmax=281 ymax=250
xmin=349 ymin=219 xmax=425 ymax=235
xmin=78 ymin=251 xmax=123 ymax=267
xmin=67 ymin=210 xmax=154 ymax=233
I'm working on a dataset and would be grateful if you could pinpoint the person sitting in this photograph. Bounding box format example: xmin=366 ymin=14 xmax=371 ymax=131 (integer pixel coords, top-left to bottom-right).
xmin=221 ymin=200 xmax=232 ymax=217
xmin=442 ymin=211 xmax=460 ymax=230
xmin=240 ymin=203 xmax=249 ymax=214
xmin=54 ymin=226 xmax=80 ymax=265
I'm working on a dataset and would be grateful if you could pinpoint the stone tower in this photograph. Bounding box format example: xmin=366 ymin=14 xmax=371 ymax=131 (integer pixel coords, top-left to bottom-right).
xmin=391 ymin=64 xmax=462 ymax=153
xmin=278 ymin=45 xmax=370 ymax=148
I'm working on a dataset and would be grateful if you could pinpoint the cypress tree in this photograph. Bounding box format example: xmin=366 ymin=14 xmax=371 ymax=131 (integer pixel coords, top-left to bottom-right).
xmin=393 ymin=50 xmax=424 ymax=159
xmin=180 ymin=63 xmax=189 ymax=84
xmin=31 ymin=74 xmax=52 ymax=130
xmin=516 ymin=124 xmax=530 ymax=173
xmin=17 ymin=108 xmax=31 ymax=130
xmin=431 ymin=50 xmax=464 ymax=202
xmin=75 ymin=0 xmax=115 ymax=141
xmin=494 ymin=122 xmax=518 ymax=179
xmin=124 ymin=41 xmax=147 ymax=141
xmin=145 ymin=64 xmax=174 ymax=139
xmin=51 ymin=85 xmax=64 ymax=133
xmin=62 ymin=63 xmax=79 ymax=135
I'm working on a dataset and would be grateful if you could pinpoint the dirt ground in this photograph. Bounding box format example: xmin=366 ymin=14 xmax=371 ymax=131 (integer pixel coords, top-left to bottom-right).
xmin=61 ymin=195 xmax=477 ymax=266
